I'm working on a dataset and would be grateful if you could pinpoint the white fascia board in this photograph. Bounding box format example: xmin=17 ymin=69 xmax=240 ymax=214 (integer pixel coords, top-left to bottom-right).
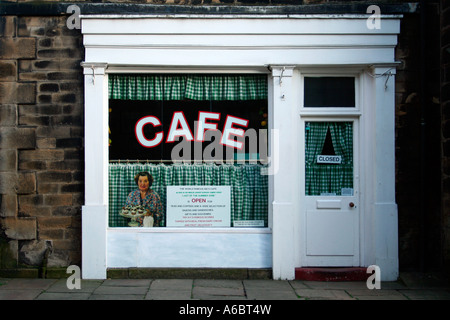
xmin=81 ymin=16 xmax=401 ymax=35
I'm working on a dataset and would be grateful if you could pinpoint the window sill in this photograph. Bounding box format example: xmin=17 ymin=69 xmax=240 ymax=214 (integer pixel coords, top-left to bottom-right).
xmin=107 ymin=227 xmax=272 ymax=234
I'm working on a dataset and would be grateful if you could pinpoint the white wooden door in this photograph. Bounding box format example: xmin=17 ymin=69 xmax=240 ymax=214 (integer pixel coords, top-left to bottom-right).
xmin=302 ymin=120 xmax=360 ymax=266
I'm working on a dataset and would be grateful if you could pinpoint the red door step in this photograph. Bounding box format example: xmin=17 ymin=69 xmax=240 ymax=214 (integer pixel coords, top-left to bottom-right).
xmin=295 ymin=267 xmax=369 ymax=281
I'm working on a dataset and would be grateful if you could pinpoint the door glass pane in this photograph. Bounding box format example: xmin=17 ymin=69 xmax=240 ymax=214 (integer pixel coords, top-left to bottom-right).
xmin=305 ymin=121 xmax=353 ymax=196
xmin=304 ymin=77 xmax=355 ymax=108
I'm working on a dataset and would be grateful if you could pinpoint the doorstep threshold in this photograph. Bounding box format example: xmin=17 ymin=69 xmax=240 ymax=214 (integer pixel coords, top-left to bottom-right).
xmin=295 ymin=267 xmax=369 ymax=281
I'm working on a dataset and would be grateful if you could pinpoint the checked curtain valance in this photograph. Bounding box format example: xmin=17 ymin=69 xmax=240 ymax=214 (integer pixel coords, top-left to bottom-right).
xmin=108 ymin=74 xmax=268 ymax=101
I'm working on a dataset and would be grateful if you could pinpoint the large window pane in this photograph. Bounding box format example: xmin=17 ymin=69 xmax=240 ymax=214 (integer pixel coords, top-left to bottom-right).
xmin=108 ymin=74 xmax=269 ymax=228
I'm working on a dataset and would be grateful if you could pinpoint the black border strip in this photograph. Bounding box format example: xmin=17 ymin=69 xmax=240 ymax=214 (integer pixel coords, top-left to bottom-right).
xmin=0 ymin=2 xmax=419 ymax=16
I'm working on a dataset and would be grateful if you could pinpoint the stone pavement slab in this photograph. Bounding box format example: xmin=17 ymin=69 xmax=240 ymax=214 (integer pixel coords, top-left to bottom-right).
xmin=151 ymin=279 xmax=193 ymax=291
xmin=0 ymin=272 xmax=449 ymax=300
xmin=398 ymin=289 xmax=450 ymax=300
xmin=355 ymin=294 xmax=408 ymax=300
xmin=35 ymin=292 xmax=92 ymax=300
xmin=194 ymin=279 xmax=244 ymax=289
xmin=44 ymin=278 xmax=103 ymax=293
xmin=191 ymin=279 xmax=245 ymax=300
xmin=399 ymin=272 xmax=450 ymax=289
xmin=93 ymin=284 xmax=149 ymax=295
xmin=243 ymin=280 xmax=299 ymax=300
xmin=101 ymin=279 xmax=152 ymax=287
xmin=192 ymin=286 xmax=245 ymax=299
xmin=288 ymin=280 xmax=310 ymax=290
xmin=0 ymin=289 xmax=43 ymax=300
xmin=295 ymin=288 xmax=355 ymax=300
xmin=245 ymin=288 xmax=299 ymax=300
xmin=243 ymin=279 xmax=293 ymax=290
xmin=0 ymin=278 xmax=57 ymax=290
xmin=89 ymin=294 xmax=145 ymax=300
xmin=146 ymin=279 xmax=193 ymax=300
xmin=146 ymin=289 xmax=192 ymax=300
xmin=345 ymin=288 xmax=408 ymax=300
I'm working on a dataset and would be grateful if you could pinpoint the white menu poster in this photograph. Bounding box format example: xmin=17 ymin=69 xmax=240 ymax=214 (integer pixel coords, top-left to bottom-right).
xmin=166 ymin=186 xmax=231 ymax=227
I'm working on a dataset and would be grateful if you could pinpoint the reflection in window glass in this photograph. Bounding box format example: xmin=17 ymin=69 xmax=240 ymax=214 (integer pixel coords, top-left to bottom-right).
xmin=304 ymin=77 xmax=355 ymax=108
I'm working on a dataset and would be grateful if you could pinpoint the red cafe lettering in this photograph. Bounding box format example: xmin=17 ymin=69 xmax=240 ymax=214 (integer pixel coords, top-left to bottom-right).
xmin=135 ymin=111 xmax=249 ymax=150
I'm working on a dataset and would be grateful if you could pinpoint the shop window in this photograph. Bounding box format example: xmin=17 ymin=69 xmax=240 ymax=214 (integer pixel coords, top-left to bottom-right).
xmin=108 ymin=74 xmax=269 ymax=228
xmin=304 ymin=77 xmax=355 ymax=108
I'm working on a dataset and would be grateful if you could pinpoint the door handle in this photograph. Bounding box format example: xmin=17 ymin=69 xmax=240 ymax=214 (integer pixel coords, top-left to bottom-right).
xmin=349 ymin=202 xmax=355 ymax=208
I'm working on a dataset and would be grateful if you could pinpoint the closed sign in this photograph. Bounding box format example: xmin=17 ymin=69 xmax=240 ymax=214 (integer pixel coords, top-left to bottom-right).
xmin=317 ymin=155 xmax=342 ymax=164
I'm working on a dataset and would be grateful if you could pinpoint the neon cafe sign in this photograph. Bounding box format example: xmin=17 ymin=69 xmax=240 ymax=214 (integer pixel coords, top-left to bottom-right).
xmin=135 ymin=111 xmax=249 ymax=150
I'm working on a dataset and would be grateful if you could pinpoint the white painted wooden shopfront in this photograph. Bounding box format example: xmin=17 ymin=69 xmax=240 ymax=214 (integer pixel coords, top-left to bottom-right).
xmin=80 ymin=13 xmax=400 ymax=280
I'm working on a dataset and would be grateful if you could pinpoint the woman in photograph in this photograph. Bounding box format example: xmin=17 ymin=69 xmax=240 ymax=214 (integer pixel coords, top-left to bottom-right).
xmin=125 ymin=171 xmax=163 ymax=227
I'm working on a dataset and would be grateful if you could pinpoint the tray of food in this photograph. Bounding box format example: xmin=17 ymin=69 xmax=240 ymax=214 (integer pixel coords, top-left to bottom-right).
xmin=119 ymin=205 xmax=149 ymax=218
xmin=119 ymin=205 xmax=150 ymax=227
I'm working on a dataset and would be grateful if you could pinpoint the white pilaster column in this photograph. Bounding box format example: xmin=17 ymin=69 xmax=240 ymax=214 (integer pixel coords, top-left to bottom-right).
xmin=270 ymin=66 xmax=296 ymax=280
xmin=81 ymin=62 xmax=108 ymax=279
xmin=371 ymin=66 xmax=399 ymax=281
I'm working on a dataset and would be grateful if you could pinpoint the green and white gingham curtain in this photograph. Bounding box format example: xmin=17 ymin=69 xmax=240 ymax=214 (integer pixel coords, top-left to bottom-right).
xmin=109 ymin=163 xmax=268 ymax=227
xmin=305 ymin=122 xmax=353 ymax=196
xmin=109 ymin=74 xmax=268 ymax=101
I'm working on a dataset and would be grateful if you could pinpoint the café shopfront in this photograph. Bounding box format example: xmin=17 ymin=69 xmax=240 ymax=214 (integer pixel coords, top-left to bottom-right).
xmin=80 ymin=12 xmax=401 ymax=281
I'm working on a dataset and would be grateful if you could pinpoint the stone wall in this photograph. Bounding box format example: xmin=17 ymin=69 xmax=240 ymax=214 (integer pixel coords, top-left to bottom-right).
xmin=0 ymin=15 xmax=84 ymax=273
xmin=441 ymin=0 xmax=450 ymax=270
xmin=395 ymin=1 xmax=443 ymax=272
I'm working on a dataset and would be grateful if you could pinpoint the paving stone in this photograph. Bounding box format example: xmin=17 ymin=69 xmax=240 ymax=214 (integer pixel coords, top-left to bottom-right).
xmin=398 ymin=289 xmax=450 ymax=300
xmin=151 ymin=279 xmax=193 ymax=291
xmin=194 ymin=294 xmax=247 ymax=300
xmin=35 ymin=292 xmax=91 ymax=300
xmin=89 ymin=294 xmax=145 ymax=300
xmin=192 ymin=279 xmax=245 ymax=299
xmin=243 ymin=280 xmax=293 ymax=290
xmin=295 ymin=289 xmax=354 ymax=300
xmin=101 ymin=279 xmax=151 ymax=287
xmin=378 ymin=281 xmax=407 ymax=290
xmin=194 ymin=279 xmax=243 ymax=289
xmin=0 ymin=278 xmax=57 ymax=290
xmin=288 ymin=280 xmax=310 ymax=290
xmin=355 ymin=295 xmax=408 ymax=300
xmin=192 ymin=286 xmax=245 ymax=298
xmin=399 ymin=272 xmax=450 ymax=289
xmin=93 ymin=285 xmax=149 ymax=295
xmin=146 ymin=290 xmax=192 ymax=300
xmin=245 ymin=288 xmax=299 ymax=300
xmin=346 ymin=288 xmax=406 ymax=298
xmin=45 ymin=278 xmax=103 ymax=293
xmin=0 ymin=289 xmax=42 ymax=300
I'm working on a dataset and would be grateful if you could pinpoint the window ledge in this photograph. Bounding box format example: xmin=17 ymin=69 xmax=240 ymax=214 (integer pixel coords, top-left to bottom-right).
xmin=107 ymin=227 xmax=272 ymax=234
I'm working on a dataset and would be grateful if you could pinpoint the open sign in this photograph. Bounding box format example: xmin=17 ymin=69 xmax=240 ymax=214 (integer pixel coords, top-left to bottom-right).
xmin=316 ymin=155 xmax=342 ymax=164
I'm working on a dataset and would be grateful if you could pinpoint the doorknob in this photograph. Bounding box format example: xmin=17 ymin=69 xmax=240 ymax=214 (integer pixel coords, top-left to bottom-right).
xmin=349 ymin=202 xmax=355 ymax=208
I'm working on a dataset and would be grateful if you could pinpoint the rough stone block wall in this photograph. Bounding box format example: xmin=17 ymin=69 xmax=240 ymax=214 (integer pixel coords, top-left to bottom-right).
xmin=0 ymin=15 xmax=84 ymax=271
xmin=395 ymin=1 xmax=442 ymax=271
xmin=442 ymin=0 xmax=450 ymax=270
